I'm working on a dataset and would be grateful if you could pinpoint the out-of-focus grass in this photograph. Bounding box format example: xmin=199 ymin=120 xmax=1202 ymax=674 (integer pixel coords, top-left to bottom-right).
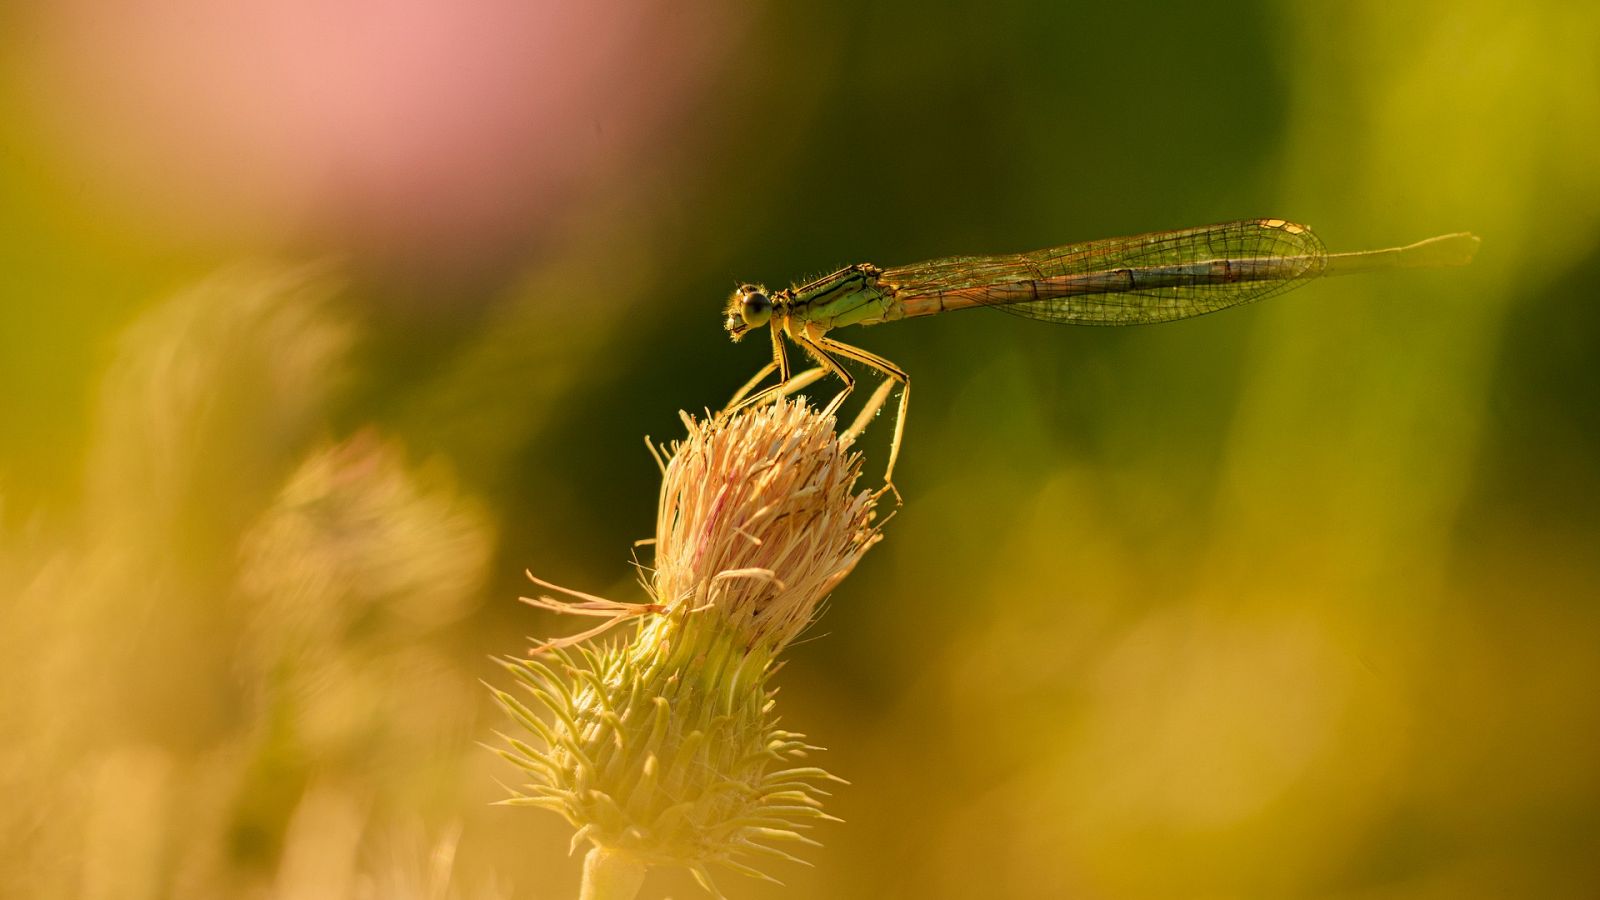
xmin=3 ymin=0 xmax=1599 ymax=898
xmin=0 ymin=266 xmax=517 ymax=898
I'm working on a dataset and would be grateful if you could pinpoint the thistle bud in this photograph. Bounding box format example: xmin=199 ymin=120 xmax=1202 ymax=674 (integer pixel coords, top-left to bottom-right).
xmin=492 ymin=399 xmax=883 ymax=897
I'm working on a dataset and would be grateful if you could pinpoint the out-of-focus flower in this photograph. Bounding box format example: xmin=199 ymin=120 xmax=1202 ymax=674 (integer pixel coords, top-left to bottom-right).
xmin=87 ymin=263 xmax=350 ymax=562
xmin=18 ymin=0 xmax=750 ymax=268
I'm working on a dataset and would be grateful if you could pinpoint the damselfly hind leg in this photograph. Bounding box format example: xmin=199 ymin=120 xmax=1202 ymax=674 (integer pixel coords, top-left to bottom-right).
xmin=842 ymin=376 xmax=895 ymax=446
xmin=793 ymin=334 xmax=856 ymax=420
xmin=841 ymin=375 xmax=903 ymax=504
xmin=814 ymin=335 xmax=910 ymax=489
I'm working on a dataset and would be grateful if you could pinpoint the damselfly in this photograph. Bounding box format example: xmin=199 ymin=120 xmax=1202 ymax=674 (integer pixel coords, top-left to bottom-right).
xmin=723 ymin=218 xmax=1480 ymax=485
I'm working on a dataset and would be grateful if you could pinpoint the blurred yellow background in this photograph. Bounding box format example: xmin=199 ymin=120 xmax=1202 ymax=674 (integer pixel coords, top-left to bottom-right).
xmin=3 ymin=1 xmax=1598 ymax=897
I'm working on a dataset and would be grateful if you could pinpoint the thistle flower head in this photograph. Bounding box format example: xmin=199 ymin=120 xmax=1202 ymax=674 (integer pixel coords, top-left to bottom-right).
xmin=491 ymin=399 xmax=884 ymax=896
xmin=650 ymin=398 xmax=882 ymax=653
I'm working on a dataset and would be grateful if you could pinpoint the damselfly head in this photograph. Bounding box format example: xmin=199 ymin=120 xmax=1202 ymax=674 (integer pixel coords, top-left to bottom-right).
xmin=724 ymin=283 xmax=772 ymax=341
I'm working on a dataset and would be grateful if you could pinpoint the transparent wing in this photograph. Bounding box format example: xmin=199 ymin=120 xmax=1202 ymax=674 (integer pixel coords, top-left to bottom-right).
xmin=882 ymin=219 xmax=1329 ymax=325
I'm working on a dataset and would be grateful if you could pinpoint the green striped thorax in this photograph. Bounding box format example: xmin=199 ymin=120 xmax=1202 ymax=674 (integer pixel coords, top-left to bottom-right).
xmin=724 ymin=264 xmax=895 ymax=341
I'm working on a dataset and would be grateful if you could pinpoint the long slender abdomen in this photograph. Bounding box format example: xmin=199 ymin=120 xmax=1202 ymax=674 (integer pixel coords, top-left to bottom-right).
xmin=893 ymin=256 xmax=1321 ymax=318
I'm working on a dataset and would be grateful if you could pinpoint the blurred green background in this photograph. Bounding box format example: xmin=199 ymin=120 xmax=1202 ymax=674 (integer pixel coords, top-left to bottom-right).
xmin=4 ymin=1 xmax=1598 ymax=897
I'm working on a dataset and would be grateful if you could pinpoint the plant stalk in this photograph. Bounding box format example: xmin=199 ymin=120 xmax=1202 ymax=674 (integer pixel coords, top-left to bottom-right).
xmin=579 ymin=847 xmax=645 ymax=900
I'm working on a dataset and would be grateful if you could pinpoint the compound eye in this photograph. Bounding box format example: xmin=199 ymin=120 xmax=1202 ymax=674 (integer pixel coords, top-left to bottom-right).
xmin=740 ymin=290 xmax=772 ymax=327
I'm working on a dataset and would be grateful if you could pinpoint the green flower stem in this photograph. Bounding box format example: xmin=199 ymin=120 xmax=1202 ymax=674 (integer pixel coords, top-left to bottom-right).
xmin=580 ymin=847 xmax=646 ymax=900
